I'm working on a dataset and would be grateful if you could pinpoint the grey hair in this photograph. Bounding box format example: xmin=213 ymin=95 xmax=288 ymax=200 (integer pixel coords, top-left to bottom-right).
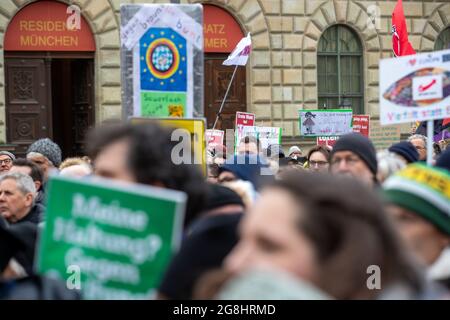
xmin=0 ymin=172 xmax=36 ymax=197
xmin=377 ymin=151 xmax=407 ymax=184
xmin=407 ymin=134 xmax=428 ymax=145
xmin=27 ymin=151 xmax=54 ymax=166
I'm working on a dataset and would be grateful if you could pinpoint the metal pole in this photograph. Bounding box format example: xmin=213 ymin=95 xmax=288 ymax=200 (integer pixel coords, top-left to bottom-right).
xmin=426 ymin=119 xmax=434 ymax=165
xmin=212 ymin=65 xmax=239 ymax=130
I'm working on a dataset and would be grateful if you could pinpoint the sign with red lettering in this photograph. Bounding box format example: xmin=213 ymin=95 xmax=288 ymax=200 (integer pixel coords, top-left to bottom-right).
xmin=205 ymin=129 xmax=224 ymax=149
xmin=4 ymin=1 xmax=95 ymax=51
xmin=235 ymin=112 xmax=255 ymax=127
xmin=203 ymin=5 xmax=244 ymax=53
xmin=352 ymin=115 xmax=370 ymax=137
xmin=317 ymin=136 xmax=338 ymax=148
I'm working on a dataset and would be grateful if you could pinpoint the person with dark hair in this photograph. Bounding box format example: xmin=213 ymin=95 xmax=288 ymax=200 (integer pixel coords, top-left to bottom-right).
xmin=307 ymin=145 xmax=331 ymax=173
xmin=388 ymin=141 xmax=419 ymax=164
xmin=0 ymin=216 xmax=80 ymax=299
xmin=330 ymin=133 xmax=378 ymax=187
xmin=207 ymin=163 xmax=220 ymax=183
xmin=158 ymin=184 xmax=244 ymax=300
xmin=212 ymin=171 xmax=440 ymax=299
xmin=10 ymin=158 xmax=45 ymax=207
xmin=87 ymin=123 xmax=206 ymax=227
xmin=237 ymin=136 xmax=261 ymax=155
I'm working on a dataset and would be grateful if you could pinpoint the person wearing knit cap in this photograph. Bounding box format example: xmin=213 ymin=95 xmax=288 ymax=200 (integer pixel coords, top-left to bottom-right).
xmin=383 ymin=164 xmax=450 ymax=289
xmin=0 ymin=151 xmax=15 ymax=173
xmin=288 ymin=146 xmax=302 ymax=159
xmin=158 ymin=184 xmax=244 ymax=299
xmin=388 ymin=141 xmax=419 ymax=164
xmin=330 ymin=133 xmax=378 ymax=187
xmin=26 ymin=138 xmax=62 ymax=181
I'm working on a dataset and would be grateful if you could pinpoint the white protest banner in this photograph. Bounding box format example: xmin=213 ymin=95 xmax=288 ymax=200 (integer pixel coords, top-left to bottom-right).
xmin=205 ymin=129 xmax=224 ymax=149
xmin=298 ymin=109 xmax=353 ymax=137
xmin=121 ymin=5 xmax=202 ymax=50
xmin=235 ymin=126 xmax=282 ymax=153
xmin=379 ymin=49 xmax=450 ymax=125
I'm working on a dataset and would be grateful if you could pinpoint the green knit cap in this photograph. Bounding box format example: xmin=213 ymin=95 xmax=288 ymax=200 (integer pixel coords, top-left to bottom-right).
xmin=383 ymin=163 xmax=450 ymax=235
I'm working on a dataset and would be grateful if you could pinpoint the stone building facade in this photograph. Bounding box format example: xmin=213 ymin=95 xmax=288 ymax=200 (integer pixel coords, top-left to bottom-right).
xmin=0 ymin=0 xmax=449 ymax=150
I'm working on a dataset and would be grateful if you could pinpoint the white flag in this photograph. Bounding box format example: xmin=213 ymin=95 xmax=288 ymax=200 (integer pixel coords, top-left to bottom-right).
xmin=223 ymin=33 xmax=252 ymax=66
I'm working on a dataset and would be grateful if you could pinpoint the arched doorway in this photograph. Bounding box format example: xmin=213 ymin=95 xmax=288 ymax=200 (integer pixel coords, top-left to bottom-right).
xmin=3 ymin=0 xmax=95 ymax=158
xmin=203 ymin=4 xmax=246 ymax=130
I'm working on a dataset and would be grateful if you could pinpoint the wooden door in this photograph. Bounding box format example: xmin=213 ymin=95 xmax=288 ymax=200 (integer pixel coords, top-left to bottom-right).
xmin=71 ymin=59 xmax=95 ymax=156
xmin=4 ymin=58 xmax=52 ymax=157
xmin=204 ymin=54 xmax=246 ymax=130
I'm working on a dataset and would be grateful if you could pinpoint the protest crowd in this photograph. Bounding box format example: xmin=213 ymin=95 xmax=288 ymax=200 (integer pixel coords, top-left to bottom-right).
xmin=0 ymin=0 xmax=450 ymax=302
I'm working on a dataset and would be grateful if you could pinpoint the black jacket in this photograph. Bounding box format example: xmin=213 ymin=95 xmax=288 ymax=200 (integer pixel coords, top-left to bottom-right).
xmin=18 ymin=203 xmax=45 ymax=225
xmin=158 ymin=213 xmax=242 ymax=299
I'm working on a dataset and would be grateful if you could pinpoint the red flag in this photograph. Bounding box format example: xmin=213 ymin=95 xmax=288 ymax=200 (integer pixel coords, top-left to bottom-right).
xmin=391 ymin=0 xmax=416 ymax=57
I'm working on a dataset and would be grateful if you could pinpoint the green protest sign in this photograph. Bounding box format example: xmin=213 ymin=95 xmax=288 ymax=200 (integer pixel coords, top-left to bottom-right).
xmin=36 ymin=175 xmax=186 ymax=299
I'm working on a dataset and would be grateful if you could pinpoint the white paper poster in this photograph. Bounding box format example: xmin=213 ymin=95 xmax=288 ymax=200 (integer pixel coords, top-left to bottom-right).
xmin=298 ymin=109 xmax=353 ymax=137
xmin=379 ymin=49 xmax=450 ymax=125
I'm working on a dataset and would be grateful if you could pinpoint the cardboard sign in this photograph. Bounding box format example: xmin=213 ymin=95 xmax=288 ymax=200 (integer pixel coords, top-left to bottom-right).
xmin=352 ymin=115 xmax=370 ymax=137
xmin=37 ymin=175 xmax=186 ymax=300
xmin=205 ymin=129 xmax=224 ymax=149
xmin=370 ymin=120 xmax=401 ymax=150
xmin=317 ymin=136 xmax=338 ymax=148
xmin=120 ymin=4 xmax=204 ymax=119
xmin=299 ymin=109 xmax=353 ymax=137
xmin=130 ymin=117 xmax=206 ymax=174
xmin=379 ymin=49 xmax=450 ymax=125
xmin=235 ymin=126 xmax=282 ymax=153
xmin=235 ymin=112 xmax=256 ymax=127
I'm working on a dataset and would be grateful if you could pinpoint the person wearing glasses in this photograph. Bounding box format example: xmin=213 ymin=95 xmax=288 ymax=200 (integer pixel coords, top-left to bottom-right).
xmin=0 ymin=151 xmax=15 ymax=173
xmin=306 ymin=145 xmax=330 ymax=173
xmin=407 ymin=134 xmax=427 ymax=162
xmin=329 ymin=133 xmax=378 ymax=187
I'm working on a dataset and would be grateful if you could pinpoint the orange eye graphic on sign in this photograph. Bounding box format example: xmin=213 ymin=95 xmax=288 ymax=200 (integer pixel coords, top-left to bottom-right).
xmin=146 ymin=38 xmax=180 ymax=79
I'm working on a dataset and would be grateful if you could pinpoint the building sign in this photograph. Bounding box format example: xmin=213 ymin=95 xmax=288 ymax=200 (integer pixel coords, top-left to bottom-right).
xmin=203 ymin=5 xmax=244 ymax=53
xmin=4 ymin=1 xmax=95 ymax=51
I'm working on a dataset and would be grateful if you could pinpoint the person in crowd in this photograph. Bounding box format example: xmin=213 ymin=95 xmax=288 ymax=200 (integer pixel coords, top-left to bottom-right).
xmin=217 ymin=154 xmax=272 ymax=191
xmin=276 ymin=157 xmax=301 ymax=179
xmin=307 ymin=145 xmax=330 ymax=173
xmin=0 ymin=151 xmax=16 ymax=173
xmin=383 ymin=164 xmax=450 ymax=290
xmin=330 ymin=133 xmax=378 ymax=187
xmin=158 ymin=184 xmax=244 ymax=300
xmin=237 ymin=136 xmax=261 ymax=155
xmin=265 ymin=144 xmax=285 ymax=175
xmin=10 ymin=159 xmax=45 ymax=207
xmin=87 ymin=123 xmax=206 ymax=228
xmin=210 ymin=145 xmax=227 ymax=166
xmin=435 ymin=147 xmax=450 ymax=172
xmin=388 ymin=141 xmax=419 ymax=164
xmin=376 ymin=150 xmax=406 ymax=183
xmin=0 ymin=173 xmax=43 ymax=225
xmin=287 ymin=146 xmax=302 ymax=160
xmin=26 ymin=138 xmax=62 ymax=182
xmin=221 ymin=180 xmax=257 ymax=209
xmin=207 ymin=163 xmax=220 ymax=183
xmin=407 ymin=134 xmax=427 ymax=161
xmin=0 ymin=216 xmax=79 ymax=299
xmin=59 ymin=158 xmax=92 ymax=178
xmin=196 ymin=171 xmax=437 ymax=299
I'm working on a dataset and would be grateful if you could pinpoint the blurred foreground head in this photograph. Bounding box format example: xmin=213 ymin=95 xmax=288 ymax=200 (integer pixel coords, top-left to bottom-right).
xmin=222 ymin=171 xmax=424 ymax=299
xmin=87 ymin=123 xmax=206 ymax=227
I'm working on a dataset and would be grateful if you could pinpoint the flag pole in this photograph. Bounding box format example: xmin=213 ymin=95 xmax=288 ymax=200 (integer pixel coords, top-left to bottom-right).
xmin=212 ymin=64 xmax=239 ymax=130
xmin=426 ymin=119 xmax=434 ymax=165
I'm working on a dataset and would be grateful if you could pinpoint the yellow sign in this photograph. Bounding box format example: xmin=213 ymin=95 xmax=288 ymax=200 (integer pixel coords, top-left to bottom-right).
xmin=130 ymin=117 xmax=206 ymax=175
